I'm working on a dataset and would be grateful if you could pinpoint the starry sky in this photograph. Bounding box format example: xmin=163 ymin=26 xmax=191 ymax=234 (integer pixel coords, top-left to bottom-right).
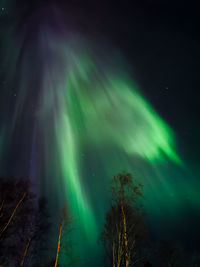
xmin=0 ymin=0 xmax=200 ymax=265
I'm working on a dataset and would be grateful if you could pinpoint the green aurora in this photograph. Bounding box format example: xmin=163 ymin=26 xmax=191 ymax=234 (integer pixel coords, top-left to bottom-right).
xmin=37 ymin=38 xmax=182 ymax=242
xmin=1 ymin=25 xmax=199 ymax=265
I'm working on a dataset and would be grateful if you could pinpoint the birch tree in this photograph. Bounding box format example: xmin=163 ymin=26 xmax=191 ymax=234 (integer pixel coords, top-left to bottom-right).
xmin=101 ymin=172 xmax=146 ymax=267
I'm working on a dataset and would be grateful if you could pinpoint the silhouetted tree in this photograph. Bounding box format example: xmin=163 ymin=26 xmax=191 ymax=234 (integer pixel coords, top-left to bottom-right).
xmin=156 ymin=241 xmax=185 ymax=267
xmin=0 ymin=177 xmax=52 ymax=266
xmin=25 ymin=197 xmax=52 ymax=267
xmin=191 ymin=250 xmax=200 ymax=267
xmin=54 ymin=207 xmax=80 ymax=267
xmin=0 ymin=177 xmax=35 ymax=266
xmin=101 ymin=172 xmax=146 ymax=267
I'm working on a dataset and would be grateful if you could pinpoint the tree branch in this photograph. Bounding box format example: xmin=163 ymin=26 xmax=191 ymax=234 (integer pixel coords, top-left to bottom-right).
xmin=0 ymin=192 xmax=27 ymax=237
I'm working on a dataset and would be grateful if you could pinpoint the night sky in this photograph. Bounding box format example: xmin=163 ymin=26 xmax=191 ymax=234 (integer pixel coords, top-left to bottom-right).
xmin=0 ymin=0 xmax=200 ymax=266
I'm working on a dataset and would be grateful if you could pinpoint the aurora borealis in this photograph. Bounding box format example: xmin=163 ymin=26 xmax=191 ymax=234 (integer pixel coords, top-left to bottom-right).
xmin=0 ymin=1 xmax=200 ymax=266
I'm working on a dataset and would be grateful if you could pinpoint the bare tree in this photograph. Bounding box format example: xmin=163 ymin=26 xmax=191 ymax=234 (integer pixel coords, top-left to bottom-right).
xmin=54 ymin=207 xmax=80 ymax=267
xmin=156 ymin=241 xmax=185 ymax=267
xmin=21 ymin=197 xmax=52 ymax=267
xmin=0 ymin=177 xmax=35 ymax=266
xmin=101 ymin=172 xmax=146 ymax=267
xmin=191 ymin=250 xmax=200 ymax=267
xmin=0 ymin=178 xmax=51 ymax=266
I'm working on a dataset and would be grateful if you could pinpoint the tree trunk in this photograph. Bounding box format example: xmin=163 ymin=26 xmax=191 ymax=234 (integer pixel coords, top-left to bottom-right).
xmin=112 ymin=240 xmax=115 ymax=267
xmin=117 ymin=231 xmax=122 ymax=267
xmin=20 ymin=235 xmax=33 ymax=266
xmin=54 ymin=222 xmax=63 ymax=267
xmin=0 ymin=192 xmax=27 ymax=237
xmin=120 ymin=188 xmax=130 ymax=267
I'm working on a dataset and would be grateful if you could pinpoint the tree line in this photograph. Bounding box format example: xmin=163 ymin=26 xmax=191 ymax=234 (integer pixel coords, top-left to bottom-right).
xmin=0 ymin=177 xmax=78 ymax=267
xmin=0 ymin=174 xmax=199 ymax=266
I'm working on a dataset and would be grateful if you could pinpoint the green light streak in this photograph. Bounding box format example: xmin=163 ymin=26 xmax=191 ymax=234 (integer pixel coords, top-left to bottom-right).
xmin=2 ymin=34 xmax=182 ymax=249
xmin=56 ymin=112 xmax=97 ymax=241
xmin=64 ymin=47 xmax=180 ymax=164
xmin=45 ymin=42 xmax=181 ymax=247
